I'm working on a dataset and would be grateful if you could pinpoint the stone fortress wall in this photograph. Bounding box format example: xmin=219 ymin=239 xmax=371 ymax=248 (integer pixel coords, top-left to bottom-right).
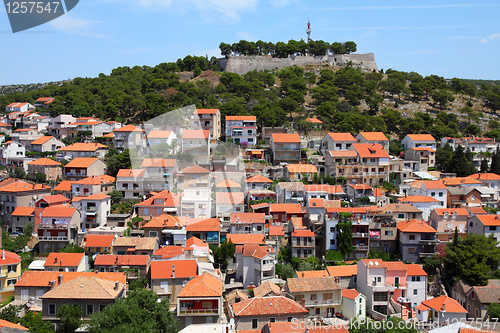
xmin=217 ymin=53 xmax=378 ymax=75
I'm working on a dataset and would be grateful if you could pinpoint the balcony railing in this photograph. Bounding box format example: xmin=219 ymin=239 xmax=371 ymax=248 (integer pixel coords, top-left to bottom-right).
xmin=38 ymin=224 xmax=69 ymax=230
xmin=86 ymin=207 xmax=97 ymax=212
xmin=420 ymin=252 xmax=435 ymax=257
xmin=303 ymin=299 xmax=341 ymax=307
xmin=354 ymin=245 xmax=369 ymax=251
xmin=38 ymin=236 xmax=68 ymax=241
xmin=178 ymin=309 xmax=218 ymax=316
xmin=353 ymin=232 xmax=369 ymax=238
xmin=420 ymin=239 xmax=437 ymax=244
xmin=274 ymin=147 xmax=300 ymax=151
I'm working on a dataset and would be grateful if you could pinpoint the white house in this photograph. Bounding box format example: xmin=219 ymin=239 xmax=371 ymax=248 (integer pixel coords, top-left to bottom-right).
xmin=225 ymin=116 xmax=257 ymax=146
xmin=401 ymin=134 xmax=436 ymax=150
xmin=235 ymin=244 xmax=275 ymax=288
xmin=467 ymin=214 xmax=500 ymax=245
xmin=416 ymin=295 xmax=467 ymax=325
xmin=71 ymin=193 xmax=111 ymax=230
xmin=320 ymin=132 xmax=357 ymax=155
xmin=409 ymin=180 xmax=447 ymax=208
xmin=399 ymin=196 xmax=441 ymax=221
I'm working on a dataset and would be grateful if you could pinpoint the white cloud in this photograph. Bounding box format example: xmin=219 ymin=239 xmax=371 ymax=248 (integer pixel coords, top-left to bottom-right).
xmin=480 ymin=32 xmax=500 ymax=43
xmin=49 ymin=15 xmax=110 ymax=38
xmin=237 ymin=32 xmax=258 ymax=41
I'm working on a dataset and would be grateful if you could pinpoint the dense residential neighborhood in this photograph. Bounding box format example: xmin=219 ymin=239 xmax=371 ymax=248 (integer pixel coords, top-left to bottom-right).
xmin=0 ymin=101 xmax=498 ymax=333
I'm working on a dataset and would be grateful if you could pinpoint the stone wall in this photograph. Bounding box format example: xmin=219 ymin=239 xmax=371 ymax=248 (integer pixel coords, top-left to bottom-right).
xmin=217 ymin=54 xmax=378 ymax=75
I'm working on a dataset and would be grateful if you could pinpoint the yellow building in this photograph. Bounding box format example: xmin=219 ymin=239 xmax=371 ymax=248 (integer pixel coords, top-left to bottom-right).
xmin=0 ymin=250 xmax=21 ymax=302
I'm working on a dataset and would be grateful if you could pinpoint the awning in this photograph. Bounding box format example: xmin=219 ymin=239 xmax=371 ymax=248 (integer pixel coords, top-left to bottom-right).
xmin=85 ymin=211 xmax=97 ymax=216
xmin=126 ymin=248 xmax=136 ymax=252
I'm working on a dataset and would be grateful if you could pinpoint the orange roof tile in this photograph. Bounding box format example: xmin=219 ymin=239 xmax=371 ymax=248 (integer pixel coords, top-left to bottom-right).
xmin=399 ymin=195 xmax=438 ymax=203
xmin=309 ymin=198 xmax=325 ymax=208
xmin=84 ymin=235 xmax=115 ymax=248
xmin=134 ymin=190 xmax=176 ymax=208
xmin=44 ymin=252 xmax=84 ymax=267
xmin=0 ymin=251 xmax=20 ymax=266
xmin=0 ymin=122 xmax=11 ymax=127
xmin=216 ymin=192 xmax=245 ymax=205
xmin=94 ymin=255 xmax=149 ymax=266
xmin=433 ymin=208 xmax=468 ymax=216
xmin=178 ymin=272 xmax=222 ymax=297
xmin=40 ymin=206 xmax=77 ymax=218
xmin=467 ymin=173 xmax=500 ymax=181
xmin=420 ymin=295 xmax=467 ymax=313
xmin=116 ymin=169 xmax=145 ymax=178
xmin=352 ymin=143 xmax=389 ymax=158
xmin=12 ymin=207 xmax=35 ymax=216
xmin=328 ymin=150 xmax=358 ymax=158
xmin=150 ymin=260 xmax=197 ymax=280
xmin=407 ymin=134 xmax=436 ymax=141
xmin=286 ymin=164 xmax=318 ymax=173
xmin=304 ymin=184 xmax=344 ymax=195
xmin=405 ymin=264 xmax=428 ymax=276
xmin=226 ymin=234 xmax=265 ymax=245
xmin=40 ymin=276 xmax=125 ymax=300
xmin=246 ymin=174 xmax=273 ymax=183
xmin=179 ymin=164 xmax=210 ymax=174
xmin=253 ymin=280 xmax=281 ymax=297
xmin=326 ymin=265 xmax=357 ymax=277
xmin=59 ymin=142 xmax=108 ymax=152
xmin=226 ymin=115 xmax=256 ymax=121
xmin=182 ymin=129 xmax=210 ymax=139
xmin=195 ymin=109 xmax=218 ymax=114
xmin=421 ymin=180 xmax=447 ymax=190
xmin=296 ymin=270 xmax=329 ymax=278
xmin=37 ymin=194 xmax=70 ymax=205
xmin=239 ymin=244 xmax=273 ymax=259
xmin=342 ymin=288 xmax=361 ymax=300
xmin=476 ymin=214 xmax=500 ymax=226
xmin=74 ymin=174 xmax=115 ymax=185
xmin=0 ymin=319 xmax=27 ymax=330
xmin=0 ymin=180 xmax=50 ymax=192
xmin=306 ymin=117 xmax=323 ymax=124
xmin=231 ymin=213 xmax=265 ymax=224
xmin=65 ymin=157 xmax=99 ymax=168
xmin=102 ymin=132 xmax=114 ymax=138
xmin=186 ymin=218 xmax=220 ymax=232
xmin=358 ymin=132 xmax=389 ymax=141
xmin=31 ymin=136 xmax=54 ymax=145
xmin=141 ymin=158 xmax=176 ymax=168
xmin=269 ymin=226 xmax=284 ymax=236
xmin=271 ymin=133 xmax=300 ymax=143
xmin=216 ymin=179 xmax=241 ymax=188
xmin=113 ymin=124 xmax=145 ymax=132
xmin=28 ymin=158 xmax=61 ymax=166
xmin=153 ymin=246 xmax=184 ymax=259
xmin=232 ymin=296 xmax=308 ymax=316
xmin=270 ymin=203 xmax=302 ymax=214
xmin=348 ymin=184 xmax=373 ymax=190
xmin=147 ymin=130 xmax=173 ymax=139
xmin=54 ymin=180 xmax=75 ymax=192
xmin=327 ymin=132 xmax=356 ymax=142
xmin=15 ymin=271 xmax=126 ymax=287
xmin=143 ymin=214 xmax=182 ymax=229
xmin=411 ymin=147 xmax=436 ymax=152
xmin=292 ymin=229 xmax=314 ymax=237
xmin=397 ymin=219 xmax=437 ymax=233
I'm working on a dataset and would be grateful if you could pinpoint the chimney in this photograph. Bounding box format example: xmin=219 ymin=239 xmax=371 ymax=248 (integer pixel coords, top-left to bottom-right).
xmin=114 ymin=281 xmax=119 ymax=291
xmin=49 ymin=280 xmax=56 ymax=290
xmin=442 ymin=302 xmax=446 ymax=312
xmin=301 ymin=298 xmax=305 ymax=308
xmin=171 ymin=265 xmax=175 ymax=278
xmin=302 ymin=272 xmax=305 ymax=278
xmin=2 ymin=250 xmax=4 ymax=260
xmin=58 ymin=274 xmax=63 ymax=285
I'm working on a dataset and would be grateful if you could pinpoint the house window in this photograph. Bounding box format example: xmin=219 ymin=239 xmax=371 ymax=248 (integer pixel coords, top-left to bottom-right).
xmin=7 ymin=279 xmax=16 ymax=285
xmin=87 ymin=304 xmax=94 ymax=315
xmin=49 ymin=304 xmax=56 ymax=315
xmin=99 ymin=305 xmax=106 ymax=312
xmin=324 ymin=293 xmax=332 ymax=300
xmin=413 ymin=289 xmax=418 ymax=295
xmin=471 ymin=292 xmax=475 ymax=300
xmin=251 ymin=319 xmax=258 ymax=329
xmin=408 ymin=248 xmax=416 ymax=254
xmin=397 ymin=213 xmax=405 ymax=219
xmin=431 ymin=192 xmax=436 ymax=197
xmin=330 ymin=227 xmax=335 ymax=233
xmin=385 ymin=231 xmax=393 ymax=236
xmin=438 ymin=192 xmax=443 ymax=197
xmin=409 ymin=235 xmax=415 ymax=240
xmin=330 ymin=239 xmax=335 ymax=245
xmin=310 ymin=294 xmax=317 ymax=300
xmin=8 ymin=265 xmax=16 ymax=273
xmin=36 ymin=289 xmax=44 ymax=300
xmin=149 ymin=231 xmax=158 ymax=238
xmin=377 ymin=277 xmax=381 ymax=282
xmin=21 ymin=289 xmax=28 ymax=300
xmin=476 ymin=309 xmax=479 ymax=318
xmin=287 ymin=317 xmax=293 ymax=322
xmin=269 ymin=317 xmax=276 ymax=323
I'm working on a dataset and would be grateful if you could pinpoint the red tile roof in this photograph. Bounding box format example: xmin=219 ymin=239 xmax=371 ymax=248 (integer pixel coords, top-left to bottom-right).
xmin=186 ymin=218 xmax=220 ymax=232
xmin=296 ymin=270 xmax=329 ymax=278
xmin=31 ymin=136 xmax=54 ymax=145
xmin=476 ymin=214 xmax=500 ymax=226
xmin=419 ymin=295 xmax=467 ymax=313
xmin=177 ymin=272 xmax=222 ymax=297
xmin=44 ymin=253 xmax=84 ymax=267
xmin=116 ymin=169 xmax=145 ymax=178
xmin=269 ymin=226 xmax=284 ymax=237
xmin=142 ymin=214 xmax=182 ymax=229
xmin=153 ymin=246 xmax=184 ymax=259
xmin=421 ymin=180 xmax=447 ymax=190
xmin=41 ymin=206 xmax=77 ymax=218
xmin=141 ymin=158 xmax=176 ymax=168
xmin=231 ymin=213 xmax=265 ymax=224
xmin=195 ymin=109 xmax=218 ymax=114
xmin=226 ymin=234 xmax=265 ymax=245
xmin=238 ymin=244 xmax=273 ymax=259
xmin=287 ymin=277 xmax=340 ymax=293
xmin=326 ymin=265 xmax=357 ymax=277
xmin=327 ymin=132 xmax=356 ymax=142
xmin=150 ymin=260 xmax=197 ymax=280
xmin=59 ymin=142 xmax=108 ymax=152
xmin=270 ymin=203 xmax=303 ymax=214
xmin=179 ymin=164 xmax=210 ymax=174
xmin=467 ymin=173 xmax=500 ymax=181
xmin=232 ymin=296 xmax=308 ymax=316
xmin=94 ymin=255 xmax=149 ymax=266
xmin=271 ymin=133 xmax=301 ymax=143
xmin=0 ymin=251 xmax=21 ymax=266
xmin=216 ymin=179 xmax=241 ymax=188
xmin=405 ymin=264 xmax=428 ymax=276
xmin=286 ymin=164 xmax=318 ymax=173
xmin=12 ymin=207 xmax=35 ymax=216
xmin=433 ymin=208 xmax=468 ymax=216
xmin=28 ymin=158 xmax=61 ymax=166
xmin=182 ymin=129 xmax=210 ymax=139
xmin=246 ymin=175 xmax=273 ymax=183
xmin=306 ymin=117 xmax=323 ymax=124
xmin=0 ymin=319 xmax=27 ymax=330
xmin=226 ymin=115 xmax=256 ymax=121
xmin=74 ymin=174 xmax=115 ymax=185
xmin=358 ymin=132 xmax=389 ymax=141
xmin=113 ymin=124 xmax=145 ymax=132
xmin=397 ymin=219 xmax=437 ymax=233
xmin=407 ymin=134 xmax=436 ymax=141
xmin=0 ymin=179 xmax=50 ymax=192
xmin=352 ymin=143 xmax=389 ymax=158
xmin=309 ymin=198 xmax=325 ymax=208
xmin=134 ymin=190 xmax=176 ymax=208
xmin=65 ymin=157 xmax=99 ymax=168
xmin=216 ymin=192 xmax=245 ymax=205
xmin=292 ymin=229 xmax=315 ymax=237
xmin=342 ymin=288 xmax=361 ymax=300
xmin=54 ymin=180 xmax=75 ymax=192
xmin=84 ymin=235 xmax=115 ymax=248
xmin=37 ymin=194 xmax=70 ymax=205
xmin=147 ymin=130 xmax=173 ymax=139
xmin=399 ymin=195 xmax=438 ymax=203
xmin=411 ymin=147 xmax=436 ymax=152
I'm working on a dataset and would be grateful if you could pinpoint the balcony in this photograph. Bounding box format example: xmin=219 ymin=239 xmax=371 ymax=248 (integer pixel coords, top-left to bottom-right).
xmin=354 ymin=245 xmax=369 ymax=251
xmin=353 ymin=232 xmax=369 ymax=238
xmin=178 ymin=309 xmax=219 ymax=316
xmin=86 ymin=206 xmax=97 ymax=212
xmin=303 ymin=299 xmax=341 ymax=307
xmin=38 ymin=224 xmax=69 ymax=230
xmin=292 ymin=241 xmax=315 ymax=248
xmin=420 ymin=239 xmax=437 ymax=244
xmin=38 ymin=236 xmax=68 ymax=241
xmin=420 ymin=252 xmax=435 ymax=257
xmin=274 ymin=147 xmax=300 ymax=151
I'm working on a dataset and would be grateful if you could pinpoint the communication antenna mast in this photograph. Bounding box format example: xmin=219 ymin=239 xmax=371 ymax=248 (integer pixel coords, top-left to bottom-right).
xmin=306 ymin=18 xmax=311 ymax=43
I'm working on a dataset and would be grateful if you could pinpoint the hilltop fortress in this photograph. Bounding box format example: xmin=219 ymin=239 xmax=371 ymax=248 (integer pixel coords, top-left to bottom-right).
xmin=216 ymin=53 xmax=378 ymax=75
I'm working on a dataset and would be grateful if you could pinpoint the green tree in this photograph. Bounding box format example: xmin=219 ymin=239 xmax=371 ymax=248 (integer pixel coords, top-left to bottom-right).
xmin=436 ymin=143 xmax=454 ymax=173
xmin=488 ymin=302 xmax=500 ymax=320
xmin=20 ymin=312 xmax=55 ymax=333
xmin=431 ymin=89 xmax=455 ymax=110
xmin=423 ymin=255 xmax=442 ymax=275
xmin=58 ymin=244 xmax=85 ymax=253
xmin=109 ymin=190 xmax=124 ymax=205
xmin=57 ymin=304 xmax=82 ymax=333
xmin=491 ymin=150 xmax=500 ymax=174
xmin=35 ymin=172 xmax=47 ymax=183
xmin=480 ymin=158 xmax=489 ymax=173
xmin=275 ymin=263 xmax=296 ymax=279
xmin=88 ymin=289 xmax=179 ymax=333
xmin=0 ymin=305 xmax=21 ymax=324
xmin=443 ymin=234 xmax=500 ymax=285
xmin=337 ymin=213 xmax=353 ymax=259
xmin=210 ymin=239 xmax=235 ymax=272
xmin=14 ymin=167 xmax=25 ymax=179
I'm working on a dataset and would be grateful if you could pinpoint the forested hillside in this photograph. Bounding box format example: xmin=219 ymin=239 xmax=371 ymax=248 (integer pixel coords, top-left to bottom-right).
xmin=2 ymin=50 xmax=500 ymax=143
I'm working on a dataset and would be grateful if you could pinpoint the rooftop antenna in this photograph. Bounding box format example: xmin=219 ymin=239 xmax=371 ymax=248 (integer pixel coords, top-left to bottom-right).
xmin=306 ymin=18 xmax=311 ymax=43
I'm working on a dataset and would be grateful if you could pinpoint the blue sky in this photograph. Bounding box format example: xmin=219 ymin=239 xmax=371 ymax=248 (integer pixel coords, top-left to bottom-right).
xmin=1 ymin=0 xmax=500 ymax=85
